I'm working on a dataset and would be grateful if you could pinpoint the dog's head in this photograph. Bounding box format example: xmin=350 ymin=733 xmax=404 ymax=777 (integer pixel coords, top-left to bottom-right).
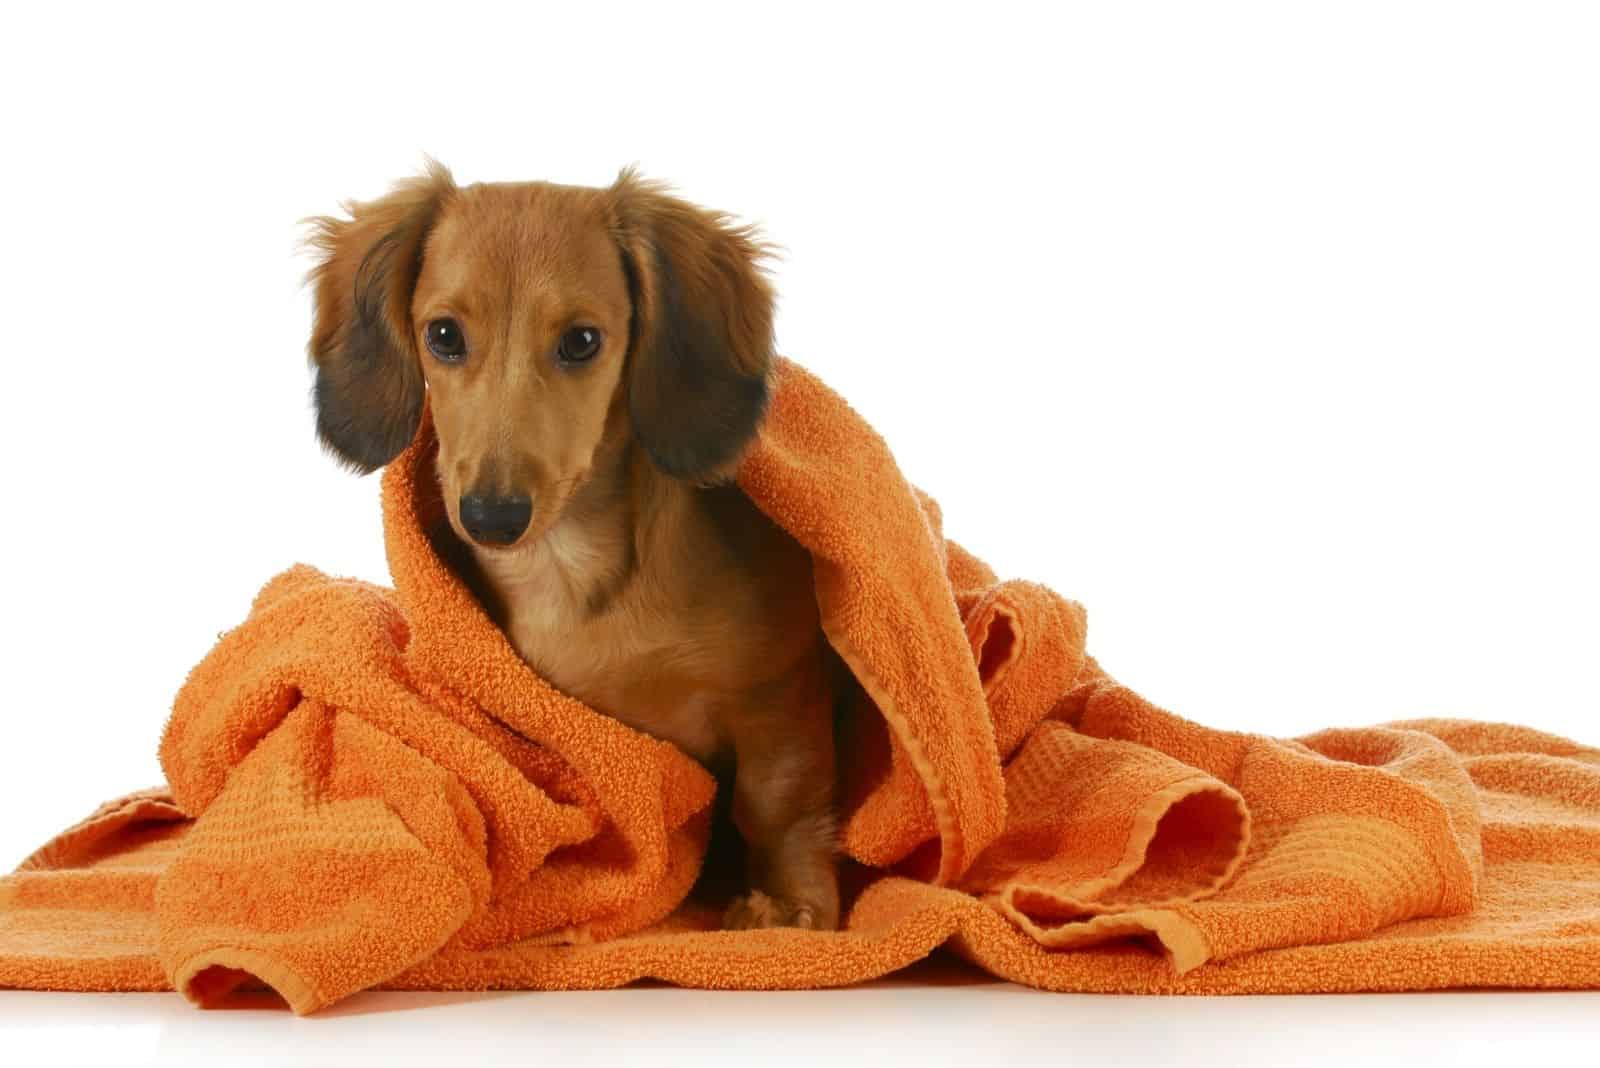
xmin=305 ymin=163 xmax=775 ymax=550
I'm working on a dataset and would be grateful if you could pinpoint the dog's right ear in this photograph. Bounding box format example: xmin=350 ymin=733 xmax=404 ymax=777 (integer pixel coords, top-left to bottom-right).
xmin=304 ymin=162 xmax=456 ymax=473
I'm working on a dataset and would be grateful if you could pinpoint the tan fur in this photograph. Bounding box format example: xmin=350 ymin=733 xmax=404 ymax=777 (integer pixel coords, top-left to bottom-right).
xmin=305 ymin=165 xmax=840 ymax=930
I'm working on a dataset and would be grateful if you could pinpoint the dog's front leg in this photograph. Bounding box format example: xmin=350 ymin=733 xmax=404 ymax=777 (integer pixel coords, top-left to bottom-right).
xmin=722 ymin=673 xmax=839 ymax=931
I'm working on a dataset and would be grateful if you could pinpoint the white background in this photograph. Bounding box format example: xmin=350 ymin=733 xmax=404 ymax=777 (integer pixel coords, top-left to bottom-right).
xmin=1 ymin=1 xmax=1597 ymax=1064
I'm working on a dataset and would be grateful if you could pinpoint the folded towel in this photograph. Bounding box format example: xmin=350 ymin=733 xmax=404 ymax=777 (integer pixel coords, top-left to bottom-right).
xmin=3 ymin=360 xmax=1599 ymax=1013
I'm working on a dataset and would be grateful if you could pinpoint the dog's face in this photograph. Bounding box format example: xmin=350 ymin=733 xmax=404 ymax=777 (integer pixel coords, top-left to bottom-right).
xmin=412 ymin=183 xmax=634 ymax=549
xmin=305 ymin=165 xmax=775 ymax=551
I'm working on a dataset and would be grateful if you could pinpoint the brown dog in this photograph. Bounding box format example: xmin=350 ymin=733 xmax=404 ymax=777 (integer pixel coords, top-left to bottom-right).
xmin=304 ymin=164 xmax=841 ymax=930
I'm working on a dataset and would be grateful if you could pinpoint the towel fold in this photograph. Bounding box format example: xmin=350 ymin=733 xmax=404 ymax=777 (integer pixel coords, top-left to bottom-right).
xmin=4 ymin=359 xmax=1598 ymax=1012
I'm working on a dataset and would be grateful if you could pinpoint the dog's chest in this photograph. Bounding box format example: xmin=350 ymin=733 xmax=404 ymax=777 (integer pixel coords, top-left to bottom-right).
xmin=508 ymin=609 xmax=727 ymax=764
xmin=480 ymin=529 xmax=729 ymax=763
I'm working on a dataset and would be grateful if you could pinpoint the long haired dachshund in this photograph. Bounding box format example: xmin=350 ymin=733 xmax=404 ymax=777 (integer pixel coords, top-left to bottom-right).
xmin=304 ymin=164 xmax=841 ymax=930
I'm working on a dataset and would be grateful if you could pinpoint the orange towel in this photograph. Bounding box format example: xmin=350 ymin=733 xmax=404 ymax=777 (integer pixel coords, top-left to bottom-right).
xmin=3 ymin=359 xmax=1599 ymax=1012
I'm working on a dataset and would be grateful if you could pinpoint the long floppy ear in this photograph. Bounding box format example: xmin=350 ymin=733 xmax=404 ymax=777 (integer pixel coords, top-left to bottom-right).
xmin=304 ymin=162 xmax=456 ymax=473
xmin=608 ymin=169 xmax=776 ymax=481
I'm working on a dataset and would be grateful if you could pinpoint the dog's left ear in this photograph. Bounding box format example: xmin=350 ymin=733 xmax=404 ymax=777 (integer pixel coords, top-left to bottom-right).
xmin=608 ymin=169 xmax=776 ymax=481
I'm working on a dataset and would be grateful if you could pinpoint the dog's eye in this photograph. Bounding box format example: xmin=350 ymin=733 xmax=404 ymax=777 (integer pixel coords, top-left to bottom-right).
xmin=424 ymin=318 xmax=467 ymax=363
xmin=557 ymin=326 xmax=602 ymax=365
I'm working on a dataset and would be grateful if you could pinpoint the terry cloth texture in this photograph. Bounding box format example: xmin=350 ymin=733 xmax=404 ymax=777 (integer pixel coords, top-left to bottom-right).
xmin=3 ymin=360 xmax=1598 ymax=1013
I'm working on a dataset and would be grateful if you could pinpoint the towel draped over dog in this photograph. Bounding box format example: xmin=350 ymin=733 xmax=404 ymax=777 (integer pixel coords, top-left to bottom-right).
xmin=3 ymin=360 xmax=1599 ymax=1013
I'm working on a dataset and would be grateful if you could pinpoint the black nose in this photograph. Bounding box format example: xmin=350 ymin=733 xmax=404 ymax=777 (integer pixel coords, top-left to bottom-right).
xmin=459 ymin=494 xmax=533 ymax=547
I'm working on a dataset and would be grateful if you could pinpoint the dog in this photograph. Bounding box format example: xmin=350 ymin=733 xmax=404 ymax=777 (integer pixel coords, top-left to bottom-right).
xmin=304 ymin=164 xmax=842 ymax=930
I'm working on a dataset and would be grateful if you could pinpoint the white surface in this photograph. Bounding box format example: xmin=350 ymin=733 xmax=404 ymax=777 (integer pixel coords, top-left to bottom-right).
xmin=3 ymin=0 xmax=1600 ymax=1063
xmin=3 ymin=971 xmax=1599 ymax=1068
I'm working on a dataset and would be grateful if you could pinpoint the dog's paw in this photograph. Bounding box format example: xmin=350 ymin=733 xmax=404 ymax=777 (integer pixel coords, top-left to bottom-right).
xmin=722 ymin=890 xmax=828 ymax=931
